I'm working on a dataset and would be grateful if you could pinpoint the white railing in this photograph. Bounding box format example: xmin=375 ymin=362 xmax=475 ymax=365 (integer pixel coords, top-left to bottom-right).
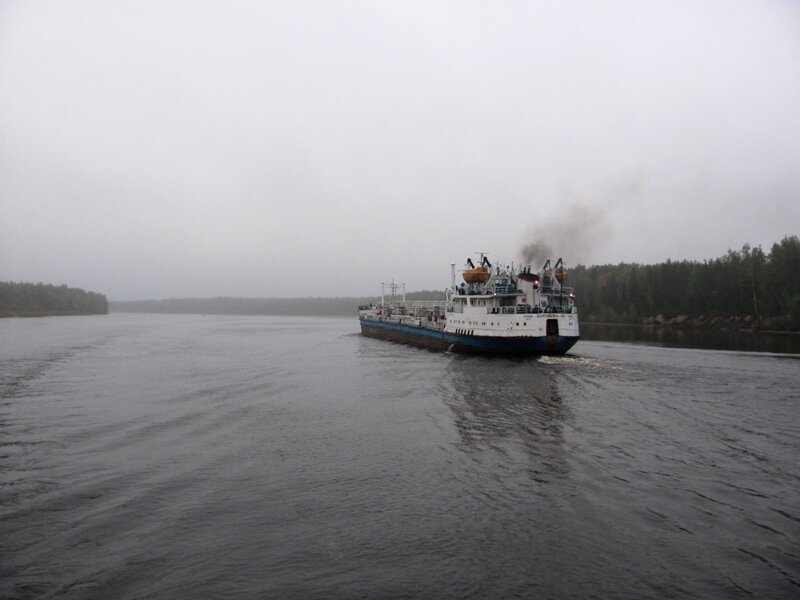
xmin=407 ymin=300 xmax=448 ymax=309
xmin=385 ymin=300 xmax=448 ymax=309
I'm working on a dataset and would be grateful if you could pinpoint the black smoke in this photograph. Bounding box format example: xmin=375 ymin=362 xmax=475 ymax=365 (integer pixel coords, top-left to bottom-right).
xmin=520 ymin=202 xmax=610 ymax=268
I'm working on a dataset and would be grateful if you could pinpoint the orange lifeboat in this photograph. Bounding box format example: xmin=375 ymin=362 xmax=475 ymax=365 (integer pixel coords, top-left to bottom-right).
xmin=554 ymin=258 xmax=567 ymax=284
xmin=463 ymin=266 xmax=490 ymax=284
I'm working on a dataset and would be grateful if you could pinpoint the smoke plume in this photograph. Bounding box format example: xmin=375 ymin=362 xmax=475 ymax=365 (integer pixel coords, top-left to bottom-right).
xmin=520 ymin=201 xmax=611 ymax=268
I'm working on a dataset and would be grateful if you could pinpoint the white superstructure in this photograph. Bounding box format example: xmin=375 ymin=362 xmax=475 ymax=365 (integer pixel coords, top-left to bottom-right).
xmin=442 ymin=256 xmax=579 ymax=339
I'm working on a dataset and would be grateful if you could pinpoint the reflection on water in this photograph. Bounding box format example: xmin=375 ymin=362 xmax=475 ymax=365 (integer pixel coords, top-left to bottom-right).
xmin=443 ymin=356 xmax=569 ymax=482
xmin=581 ymin=322 xmax=800 ymax=354
xmin=3 ymin=315 xmax=799 ymax=598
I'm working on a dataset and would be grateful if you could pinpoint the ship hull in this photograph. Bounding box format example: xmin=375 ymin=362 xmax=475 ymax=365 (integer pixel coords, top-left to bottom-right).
xmin=360 ymin=319 xmax=578 ymax=356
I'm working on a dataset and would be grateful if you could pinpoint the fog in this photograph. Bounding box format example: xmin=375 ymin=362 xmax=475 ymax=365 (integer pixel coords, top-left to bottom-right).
xmin=2 ymin=1 xmax=799 ymax=300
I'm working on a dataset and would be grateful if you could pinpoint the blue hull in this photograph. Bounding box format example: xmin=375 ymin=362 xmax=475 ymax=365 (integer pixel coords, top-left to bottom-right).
xmin=360 ymin=319 xmax=578 ymax=356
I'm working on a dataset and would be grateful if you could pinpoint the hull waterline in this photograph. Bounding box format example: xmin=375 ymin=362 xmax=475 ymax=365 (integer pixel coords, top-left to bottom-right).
xmin=360 ymin=319 xmax=579 ymax=356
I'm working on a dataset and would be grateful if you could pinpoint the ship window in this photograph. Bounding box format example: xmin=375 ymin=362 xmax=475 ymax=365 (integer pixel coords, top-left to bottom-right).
xmin=516 ymin=322 xmax=519 ymax=326
xmin=523 ymin=322 xmax=527 ymax=326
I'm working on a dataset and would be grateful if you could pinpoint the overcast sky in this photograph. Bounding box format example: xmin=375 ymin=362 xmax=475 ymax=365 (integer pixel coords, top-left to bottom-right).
xmin=2 ymin=1 xmax=799 ymax=300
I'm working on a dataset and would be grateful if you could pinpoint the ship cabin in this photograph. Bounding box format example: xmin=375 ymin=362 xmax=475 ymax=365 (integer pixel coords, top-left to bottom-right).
xmin=448 ymin=259 xmax=575 ymax=317
xmin=443 ymin=257 xmax=577 ymax=338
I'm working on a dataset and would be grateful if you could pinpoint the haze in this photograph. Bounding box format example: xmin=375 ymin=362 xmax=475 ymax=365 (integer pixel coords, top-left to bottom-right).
xmin=2 ymin=1 xmax=799 ymax=300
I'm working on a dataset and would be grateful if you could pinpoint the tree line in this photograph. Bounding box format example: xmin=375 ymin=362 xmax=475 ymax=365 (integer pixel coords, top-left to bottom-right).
xmin=109 ymin=235 xmax=800 ymax=331
xmin=567 ymin=235 xmax=800 ymax=329
xmin=0 ymin=282 xmax=108 ymax=317
xmin=110 ymin=290 xmax=445 ymax=317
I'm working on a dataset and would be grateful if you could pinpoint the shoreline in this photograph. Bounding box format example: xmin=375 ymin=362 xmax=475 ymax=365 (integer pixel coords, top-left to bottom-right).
xmin=0 ymin=312 xmax=108 ymax=318
xmin=581 ymin=321 xmax=800 ymax=336
xmin=4 ymin=311 xmax=799 ymax=337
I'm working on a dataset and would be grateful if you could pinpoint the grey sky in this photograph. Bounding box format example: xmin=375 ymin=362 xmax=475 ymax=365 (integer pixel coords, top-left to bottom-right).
xmin=2 ymin=1 xmax=799 ymax=300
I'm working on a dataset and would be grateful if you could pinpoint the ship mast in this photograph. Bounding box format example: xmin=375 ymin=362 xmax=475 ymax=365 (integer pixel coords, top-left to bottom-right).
xmin=381 ymin=280 xmax=405 ymax=305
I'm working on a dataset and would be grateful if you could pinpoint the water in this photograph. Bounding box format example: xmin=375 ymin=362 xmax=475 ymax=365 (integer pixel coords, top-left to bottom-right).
xmin=581 ymin=322 xmax=800 ymax=354
xmin=1 ymin=314 xmax=799 ymax=598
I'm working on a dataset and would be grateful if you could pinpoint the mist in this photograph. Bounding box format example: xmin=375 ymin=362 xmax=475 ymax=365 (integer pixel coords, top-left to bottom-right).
xmin=2 ymin=1 xmax=799 ymax=299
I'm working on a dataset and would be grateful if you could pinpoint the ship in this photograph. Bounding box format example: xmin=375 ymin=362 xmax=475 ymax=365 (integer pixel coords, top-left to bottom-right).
xmin=358 ymin=255 xmax=579 ymax=355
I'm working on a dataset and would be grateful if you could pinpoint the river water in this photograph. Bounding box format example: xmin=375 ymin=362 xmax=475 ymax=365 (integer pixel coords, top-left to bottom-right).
xmin=1 ymin=314 xmax=798 ymax=598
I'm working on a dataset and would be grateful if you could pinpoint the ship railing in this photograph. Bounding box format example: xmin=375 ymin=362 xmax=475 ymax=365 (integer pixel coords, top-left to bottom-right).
xmin=391 ymin=300 xmax=449 ymax=310
xmin=492 ymin=285 xmax=519 ymax=294
xmin=539 ymin=285 xmax=573 ymax=295
xmin=384 ymin=300 xmax=449 ymax=319
xmin=393 ymin=300 xmax=447 ymax=312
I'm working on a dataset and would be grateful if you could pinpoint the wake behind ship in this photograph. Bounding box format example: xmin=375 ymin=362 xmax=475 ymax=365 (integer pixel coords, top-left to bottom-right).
xmin=358 ymin=255 xmax=579 ymax=356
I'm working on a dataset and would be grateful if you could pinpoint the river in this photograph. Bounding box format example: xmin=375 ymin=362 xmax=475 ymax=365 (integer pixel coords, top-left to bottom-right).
xmin=1 ymin=314 xmax=798 ymax=598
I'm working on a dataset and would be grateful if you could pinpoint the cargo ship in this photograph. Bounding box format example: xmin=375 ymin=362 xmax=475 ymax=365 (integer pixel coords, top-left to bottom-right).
xmin=358 ymin=255 xmax=579 ymax=355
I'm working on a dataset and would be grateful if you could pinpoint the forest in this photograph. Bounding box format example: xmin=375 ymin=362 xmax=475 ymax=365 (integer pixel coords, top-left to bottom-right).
xmin=110 ymin=290 xmax=444 ymax=317
xmin=567 ymin=235 xmax=800 ymax=330
xmin=0 ymin=282 xmax=108 ymax=317
xmin=111 ymin=236 xmax=800 ymax=331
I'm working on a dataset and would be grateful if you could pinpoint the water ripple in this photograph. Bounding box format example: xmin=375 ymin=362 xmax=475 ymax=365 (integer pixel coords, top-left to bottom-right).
xmin=1 ymin=317 xmax=798 ymax=598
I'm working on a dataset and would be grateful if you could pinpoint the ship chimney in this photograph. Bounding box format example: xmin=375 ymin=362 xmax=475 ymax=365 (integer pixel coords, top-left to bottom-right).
xmin=450 ymin=264 xmax=456 ymax=291
xmin=516 ymin=265 xmax=541 ymax=308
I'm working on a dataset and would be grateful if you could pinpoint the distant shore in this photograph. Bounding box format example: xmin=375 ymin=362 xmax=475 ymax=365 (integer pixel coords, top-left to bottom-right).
xmin=0 ymin=311 xmax=108 ymax=318
xmin=0 ymin=282 xmax=108 ymax=318
xmin=108 ymin=298 xmax=800 ymax=335
xmin=581 ymin=319 xmax=800 ymax=336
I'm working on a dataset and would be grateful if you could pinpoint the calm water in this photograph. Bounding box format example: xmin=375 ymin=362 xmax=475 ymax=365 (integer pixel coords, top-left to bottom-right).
xmin=581 ymin=322 xmax=800 ymax=355
xmin=1 ymin=314 xmax=799 ymax=598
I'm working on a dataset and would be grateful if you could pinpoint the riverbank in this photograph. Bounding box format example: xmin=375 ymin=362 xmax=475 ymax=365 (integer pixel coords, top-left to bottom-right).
xmin=579 ymin=322 xmax=800 ymax=353
xmin=0 ymin=282 xmax=108 ymax=317
xmin=582 ymin=314 xmax=800 ymax=335
xmin=0 ymin=311 xmax=108 ymax=318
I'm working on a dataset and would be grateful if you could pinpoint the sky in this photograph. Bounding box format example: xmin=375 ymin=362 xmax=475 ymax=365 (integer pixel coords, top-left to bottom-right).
xmin=1 ymin=0 xmax=799 ymax=300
